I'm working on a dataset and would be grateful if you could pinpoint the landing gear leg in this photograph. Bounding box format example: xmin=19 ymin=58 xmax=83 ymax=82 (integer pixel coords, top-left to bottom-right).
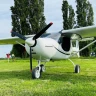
xmin=68 ymin=59 xmax=80 ymax=73
xmin=40 ymin=64 xmax=45 ymax=72
xmin=32 ymin=60 xmax=45 ymax=79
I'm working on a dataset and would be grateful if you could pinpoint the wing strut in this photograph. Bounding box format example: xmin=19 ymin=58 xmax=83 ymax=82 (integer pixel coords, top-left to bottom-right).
xmin=72 ymin=39 xmax=96 ymax=56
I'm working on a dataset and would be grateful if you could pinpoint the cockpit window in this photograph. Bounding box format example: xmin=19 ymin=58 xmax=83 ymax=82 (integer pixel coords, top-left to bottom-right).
xmin=58 ymin=37 xmax=62 ymax=44
xmin=72 ymin=41 xmax=76 ymax=47
xmin=40 ymin=32 xmax=61 ymax=42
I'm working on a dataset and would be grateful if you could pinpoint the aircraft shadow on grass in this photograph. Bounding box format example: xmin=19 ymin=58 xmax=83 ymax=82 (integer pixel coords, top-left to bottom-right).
xmin=41 ymin=72 xmax=96 ymax=82
xmin=0 ymin=70 xmax=31 ymax=80
xmin=0 ymin=69 xmax=96 ymax=82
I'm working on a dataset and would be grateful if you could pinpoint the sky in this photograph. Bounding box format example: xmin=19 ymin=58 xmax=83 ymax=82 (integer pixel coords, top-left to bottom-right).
xmin=0 ymin=0 xmax=96 ymax=58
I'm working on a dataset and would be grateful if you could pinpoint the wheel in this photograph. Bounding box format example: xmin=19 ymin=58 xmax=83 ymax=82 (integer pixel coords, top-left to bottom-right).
xmin=40 ymin=64 xmax=45 ymax=72
xmin=32 ymin=67 xmax=40 ymax=79
xmin=75 ymin=65 xmax=80 ymax=73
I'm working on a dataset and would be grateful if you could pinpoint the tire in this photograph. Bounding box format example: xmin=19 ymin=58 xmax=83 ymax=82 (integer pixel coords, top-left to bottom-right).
xmin=40 ymin=64 xmax=45 ymax=72
xmin=75 ymin=65 xmax=80 ymax=73
xmin=32 ymin=67 xmax=40 ymax=79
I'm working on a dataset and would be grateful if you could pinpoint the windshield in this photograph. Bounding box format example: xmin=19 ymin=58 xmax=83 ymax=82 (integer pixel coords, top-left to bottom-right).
xmin=40 ymin=32 xmax=61 ymax=41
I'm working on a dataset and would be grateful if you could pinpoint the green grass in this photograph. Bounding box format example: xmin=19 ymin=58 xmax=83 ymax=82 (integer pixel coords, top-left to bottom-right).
xmin=0 ymin=58 xmax=96 ymax=96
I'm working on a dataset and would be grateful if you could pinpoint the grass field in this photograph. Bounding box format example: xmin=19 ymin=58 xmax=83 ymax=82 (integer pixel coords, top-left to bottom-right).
xmin=0 ymin=58 xmax=96 ymax=96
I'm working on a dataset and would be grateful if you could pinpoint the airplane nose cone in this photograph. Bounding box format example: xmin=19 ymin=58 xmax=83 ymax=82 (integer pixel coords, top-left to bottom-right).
xmin=25 ymin=38 xmax=36 ymax=46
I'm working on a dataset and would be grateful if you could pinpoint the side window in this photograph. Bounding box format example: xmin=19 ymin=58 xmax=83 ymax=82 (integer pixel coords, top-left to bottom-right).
xmin=72 ymin=41 xmax=76 ymax=47
xmin=61 ymin=37 xmax=71 ymax=51
xmin=58 ymin=37 xmax=62 ymax=44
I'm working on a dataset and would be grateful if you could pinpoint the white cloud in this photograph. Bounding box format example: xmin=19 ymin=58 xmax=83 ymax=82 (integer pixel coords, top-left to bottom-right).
xmin=0 ymin=0 xmax=13 ymax=38
xmin=0 ymin=0 xmax=13 ymax=4
xmin=44 ymin=0 xmax=63 ymax=32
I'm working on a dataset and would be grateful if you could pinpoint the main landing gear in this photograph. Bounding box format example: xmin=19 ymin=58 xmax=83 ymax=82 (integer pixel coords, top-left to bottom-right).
xmin=75 ymin=65 xmax=80 ymax=73
xmin=32 ymin=61 xmax=45 ymax=79
xmin=68 ymin=59 xmax=80 ymax=73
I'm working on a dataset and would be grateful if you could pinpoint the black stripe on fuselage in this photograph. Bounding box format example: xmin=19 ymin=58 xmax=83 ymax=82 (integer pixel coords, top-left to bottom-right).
xmin=32 ymin=52 xmax=36 ymax=54
xmin=53 ymin=46 xmax=70 ymax=55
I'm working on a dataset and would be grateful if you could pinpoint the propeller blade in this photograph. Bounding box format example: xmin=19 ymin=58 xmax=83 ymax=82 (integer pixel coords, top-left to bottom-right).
xmin=11 ymin=31 xmax=26 ymax=40
xmin=33 ymin=22 xmax=53 ymax=40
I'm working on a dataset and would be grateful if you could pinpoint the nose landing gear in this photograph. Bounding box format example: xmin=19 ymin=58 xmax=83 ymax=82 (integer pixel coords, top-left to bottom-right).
xmin=32 ymin=61 xmax=45 ymax=79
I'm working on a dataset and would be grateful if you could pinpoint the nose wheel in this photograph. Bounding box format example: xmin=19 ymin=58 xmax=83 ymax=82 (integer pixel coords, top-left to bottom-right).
xmin=32 ymin=67 xmax=40 ymax=79
xmin=32 ymin=60 xmax=45 ymax=79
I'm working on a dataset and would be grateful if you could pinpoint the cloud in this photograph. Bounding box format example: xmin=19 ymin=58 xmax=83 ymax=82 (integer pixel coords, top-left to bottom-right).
xmin=0 ymin=19 xmax=12 ymax=38
xmin=44 ymin=0 xmax=63 ymax=32
xmin=0 ymin=0 xmax=13 ymax=5
xmin=0 ymin=0 xmax=13 ymax=38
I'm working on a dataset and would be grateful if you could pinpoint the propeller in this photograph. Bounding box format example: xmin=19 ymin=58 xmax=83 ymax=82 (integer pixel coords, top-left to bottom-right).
xmin=11 ymin=22 xmax=53 ymax=42
xmin=11 ymin=22 xmax=53 ymax=72
xmin=11 ymin=31 xmax=26 ymax=40
xmin=33 ymin=22 xmax=53 ymax=40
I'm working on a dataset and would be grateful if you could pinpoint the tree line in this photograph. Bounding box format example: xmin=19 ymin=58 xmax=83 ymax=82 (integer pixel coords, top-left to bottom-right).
xmin=10 ymin=0 xmax=95 ymax=57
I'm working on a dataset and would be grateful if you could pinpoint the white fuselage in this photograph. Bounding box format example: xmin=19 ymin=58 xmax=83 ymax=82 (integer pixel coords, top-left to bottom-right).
xmin=25 ymin=37 xmax=72 ymax=61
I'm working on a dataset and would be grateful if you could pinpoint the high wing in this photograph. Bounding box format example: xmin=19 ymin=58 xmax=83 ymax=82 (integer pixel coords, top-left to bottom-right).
xmin=61 ymin=25 xmax=96 ymax=40
xmin=0 ymin=35 xmax=34 ymax=45
xmin=0 ymin=25 xmax=96 ymax=45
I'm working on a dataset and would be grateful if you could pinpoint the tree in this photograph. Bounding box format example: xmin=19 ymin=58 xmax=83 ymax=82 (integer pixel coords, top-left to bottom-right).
xmin=62 ymin=0 xmax=75 ymax=30
xmin=76 ymin=0 xmax=94 ymax=27
xmin=10 ymin=44 xmax=26 ymax=58
xmin=10 ymin=0 xmax=46 ymax=57
xmin=86 ymin=1 xmax=94 ymax=26
xmin=76 ymin=0 xmax=94 ymax=56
